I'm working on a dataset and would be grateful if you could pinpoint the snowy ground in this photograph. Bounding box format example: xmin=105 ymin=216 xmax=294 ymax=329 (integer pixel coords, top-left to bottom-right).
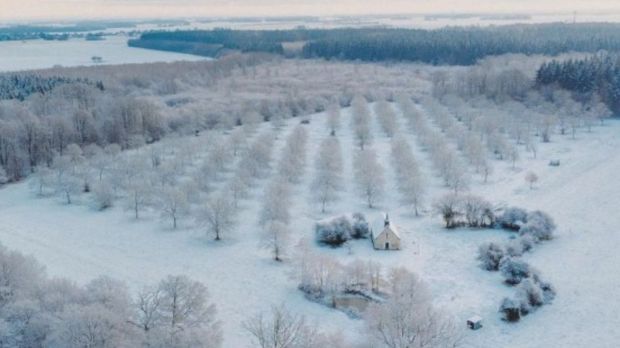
xmin=0 ymin=103 xmax=619 ymax=347
xmin=0 ymin=35 xmax=206 ymax=73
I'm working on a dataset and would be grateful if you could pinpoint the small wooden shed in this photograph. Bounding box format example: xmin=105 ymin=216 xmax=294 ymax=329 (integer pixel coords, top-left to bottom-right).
xmin=372 ymin=214 xmax=401 ymax=250
xmin=467 ymin=315 xmax=483 ymax=330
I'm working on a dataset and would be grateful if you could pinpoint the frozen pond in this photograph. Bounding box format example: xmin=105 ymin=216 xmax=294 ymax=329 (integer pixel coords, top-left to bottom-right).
xmin=0 ymin=35 xmax=206 ymax=73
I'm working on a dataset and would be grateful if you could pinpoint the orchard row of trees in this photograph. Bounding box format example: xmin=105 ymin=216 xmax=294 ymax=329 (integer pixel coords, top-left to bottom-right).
xmin=0 ymin=244 xmax=221 ymax=348
xmin=0 ymin=55 xmax=428 ymax=184
xmin=400 ymin=95 xmax=471 ymax=194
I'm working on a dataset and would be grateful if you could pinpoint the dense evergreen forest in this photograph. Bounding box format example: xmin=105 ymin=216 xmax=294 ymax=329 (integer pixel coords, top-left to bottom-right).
xmin=128 ymin=29 xmax=304 ymax=56
xmin=0 ymin=75 xmax=103 ymax=101
xmin=536 ymin=53 xmax=620 ymax=113
xmin=129 ymin=24 xmax=620 ymax=65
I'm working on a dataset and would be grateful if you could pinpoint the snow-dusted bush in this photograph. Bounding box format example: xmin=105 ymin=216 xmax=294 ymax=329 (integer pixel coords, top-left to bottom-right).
xmin=516 ymin=279 xmax=544 ymax=314
xmin=498 ymin=207 xmax=528 ymax=231
xmin=477 ymin=242 xmax=506 ymax=271
xmin=499 ymin=297 xmax=521 ymax=322
xmin=315 ymin=214 xmax=369 ymax=246
xmin=499 ymin=257 xmax=534 ymax=285
xmin=350 ymin=213 xmax=370 ymax=239
xmin=500 ymin=277 xmax=556 ymax=322
xmin=538 ymin=279 xmax=557 ymax=304
xmin=315 ymin=216 xmax=353 ymax=247
xmin=520 ymin=210 xmax=556 ymax=242
xmin=91 ymin=181 xmax=115 ymax=211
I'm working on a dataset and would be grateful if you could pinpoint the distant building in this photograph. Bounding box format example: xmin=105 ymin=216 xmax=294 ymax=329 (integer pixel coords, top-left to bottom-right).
xmin=467 ymin=316 xmax=483 ymax=330
xmin=371 ymin=214 xmax=401 ymax=250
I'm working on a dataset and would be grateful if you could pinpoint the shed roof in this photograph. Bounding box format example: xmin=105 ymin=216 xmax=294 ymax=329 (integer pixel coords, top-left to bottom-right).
xmin=468 ymin=315 xmax=483 ymax=323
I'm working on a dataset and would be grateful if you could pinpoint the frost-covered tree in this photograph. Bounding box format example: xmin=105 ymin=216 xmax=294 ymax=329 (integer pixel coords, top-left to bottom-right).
xmin=311 ymin=137 xmax=343 ymax=213
xmin=243 ymin=305 xmax=322 ymax=348
xmin=261 ymin=180 xmax=292 ymax=226
xmin=353 ymin=149 xmax=385 ymax=208
xmin=30 ymin=165 xmax=54 ymax=197
xmin=47 ymin=303 xmax=136 ymax=348
xmin=156 ymin=186 xmax=190 ymax=229
xmin=138 ymin=275 xmax=222 ymax=347
xmin=525 ymin=171 xmax=538 ymax=190
xmin=199 ymin=194 xmax=236 ymax=241
xmin=262 ymin=221 xmax=290 ymax=262
xmin=278 ymin=125 xmax=308 ymax=184
xmin=326 ymin=102 xmax=341 ymax=135
xmin=433 ymin=194 xmax=463 ymax=228
xmin=91 ymin=179 xmax=116 ymax=211
xmin=228 ymin=127 xmax=247 ymax=157
xmin=51 ymin=155 xmax=81 ymax=204
xmin=375 ymin=100 xmax=397 ymax=137
xmin=351 ymin=95 xmax=372 ymax=150
xmin=520 ymin=211 xmax=556 ymax=242
xmin=391 ymin=137 xmax=425 ymax=216
xmin=364 ymin=268 xmax=461 ymax=348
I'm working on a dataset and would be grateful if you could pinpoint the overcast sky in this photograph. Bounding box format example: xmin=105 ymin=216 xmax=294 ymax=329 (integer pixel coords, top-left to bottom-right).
xmin=2 ymin=0 xmax=620 ymax=21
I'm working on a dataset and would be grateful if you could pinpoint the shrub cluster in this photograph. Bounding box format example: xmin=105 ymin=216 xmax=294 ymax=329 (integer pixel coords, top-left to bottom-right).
xmin=498 ymin=208 xmax=556 ymax=242
xmin=315 ymin=213 xmax=369 ymax=247
xmin=434 ymin=194 xmax=495 ymax=229
xmin=477 ymin=206 xmax=558 ymax=322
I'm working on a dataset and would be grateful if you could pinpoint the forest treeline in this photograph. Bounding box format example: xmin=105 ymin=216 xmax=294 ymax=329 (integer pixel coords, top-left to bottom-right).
xmin=536 ymin=52 xmax=620 ymax=113
xmin=129 ymin=24 xmax=620 ymax=65
xmin=0 ymin=54 xmax=427 ymax=183
xmin=0 ymin=75 xmax=104 ymax=101
xmin=128 ymin=29 xmax=298 ymax=56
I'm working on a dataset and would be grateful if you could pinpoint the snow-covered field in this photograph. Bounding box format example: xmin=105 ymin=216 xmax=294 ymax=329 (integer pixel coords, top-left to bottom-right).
xmin=0 ymin=103 xmax=619 ymax=347
xmin=0 ymin=35 xmax=206 ymax=73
